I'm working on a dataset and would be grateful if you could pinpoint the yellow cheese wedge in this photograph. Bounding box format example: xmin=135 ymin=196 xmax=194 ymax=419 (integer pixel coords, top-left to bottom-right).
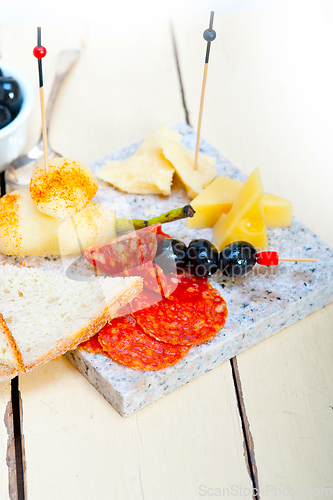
xmin=155 ymin=136 xmax=216 ymax=199
xmin=213 ymin=168 xmax=268 ymax=251
xmin=186 ymin=176 xmax=242 ymax=228
xmin=187 ymin=175 xmax=292 ymax=229
xmin=261 ymin=193 xmax=293 ymax=227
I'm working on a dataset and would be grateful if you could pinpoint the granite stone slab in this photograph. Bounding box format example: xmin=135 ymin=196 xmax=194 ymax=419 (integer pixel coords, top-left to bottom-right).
xmin=3 ymin=124 xmax=333 ymax=416
xmin=67 ymin=123 xmax=333 ymax=416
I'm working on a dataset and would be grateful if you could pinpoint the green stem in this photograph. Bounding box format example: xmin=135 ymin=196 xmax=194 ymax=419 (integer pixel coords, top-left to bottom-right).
xmin=115 ymin=205 xmax=195 ymax=235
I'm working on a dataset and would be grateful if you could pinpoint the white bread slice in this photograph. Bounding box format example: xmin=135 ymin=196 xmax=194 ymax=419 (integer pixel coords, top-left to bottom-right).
xmin=0 ymin=264 xmax=142 ymax=372
xmin=0 ymin=363 xmax=18 ymax=382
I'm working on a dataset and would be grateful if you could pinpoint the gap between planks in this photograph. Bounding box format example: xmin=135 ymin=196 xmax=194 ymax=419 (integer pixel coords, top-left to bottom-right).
xmin=230 ymin=358 xmax=260 ymax=500
xmin=169 ymin=25 xmax=261 ymax=499
xmin=1 ymin=172 xmax=26 ymax=500
xmin=10 ymin=378 xmax=26 ymax=500
xmin=170 ymin=22 xmax=191 ymax=127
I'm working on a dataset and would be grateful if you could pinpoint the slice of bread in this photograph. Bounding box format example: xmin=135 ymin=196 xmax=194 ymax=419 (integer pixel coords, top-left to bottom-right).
xmin=0 ymin=363 xmax=18 ymax=382
xmin=0 ymin=264 xmax=142 ymax=373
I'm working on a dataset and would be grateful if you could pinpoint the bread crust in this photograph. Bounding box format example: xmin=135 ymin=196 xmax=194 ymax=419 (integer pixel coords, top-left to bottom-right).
xmin=22 ymin=277 xmax=143 ymax=371
xmin=0 ymin=363 xmax=18 ymax=382
xmin=0 ymin=313 xmax=25 ymax=372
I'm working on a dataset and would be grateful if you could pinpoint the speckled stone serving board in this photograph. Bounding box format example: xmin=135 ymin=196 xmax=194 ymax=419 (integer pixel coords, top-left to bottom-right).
xmin=3 ymin=124 xmax=333 ymax=416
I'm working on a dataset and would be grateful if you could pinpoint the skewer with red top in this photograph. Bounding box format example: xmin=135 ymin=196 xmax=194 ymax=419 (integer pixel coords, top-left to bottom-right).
xmin=33 ymin=26 xmax=49 ymax=174
xmin=256 ymin=251 xmax=316 ymax=266
xmin=154 ymin=238 xmax=317 ymax=278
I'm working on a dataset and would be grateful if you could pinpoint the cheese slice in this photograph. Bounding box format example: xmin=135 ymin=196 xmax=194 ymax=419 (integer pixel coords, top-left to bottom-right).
xmin=97 ymin=126 xmax=180 ymax=196
xmin=155 ymin=136 xmax=216 ymax=199
xmin=0 ymin=189 xmax=62 ymax=256
xmin=213 ymin=168 xmax=268 ymax=251
xmin=141 ymin=125 xmax=181 ymax=153
xmin=187 ymin=175 xmax=292 ymax=229
xmin=58 ymin=203 xmax=116 ymax=256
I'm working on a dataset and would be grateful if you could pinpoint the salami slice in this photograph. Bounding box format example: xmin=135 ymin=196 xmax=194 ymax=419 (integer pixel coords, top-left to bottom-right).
xmin=132 ymin=278 xmax=228 ymax=345
xmin=77 ymin=334 xmax=106 ymax=355
xmin=137 ymin=224 xmax=170 ymax=263
xmin=84 ymin=223 xmax=171 ymax=276
xmin=84 ymin=232 xmax=142 ymax=275
xmin=98 ymin=314 xmax=190 ymax=370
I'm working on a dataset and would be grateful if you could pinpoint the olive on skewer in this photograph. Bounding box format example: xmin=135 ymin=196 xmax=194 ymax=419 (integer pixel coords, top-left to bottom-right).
xmin=154 ymin=238 xmax=188 ymax=275
xmin=219 ymin=241 xmax=257 ymax=277
xmin=187 ymin=239 xmax=219 ymax=277
xmin=154 ymin=239 xmax=316 ymax=278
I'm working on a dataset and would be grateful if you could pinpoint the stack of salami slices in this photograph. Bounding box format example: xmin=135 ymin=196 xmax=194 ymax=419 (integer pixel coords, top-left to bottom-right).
xmin=79 ymin=224 xmax=228 ymax=371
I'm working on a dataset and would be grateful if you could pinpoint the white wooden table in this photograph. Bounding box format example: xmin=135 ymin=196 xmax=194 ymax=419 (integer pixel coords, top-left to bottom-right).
xmin=0 ymin=10 xmax=332 ymax=499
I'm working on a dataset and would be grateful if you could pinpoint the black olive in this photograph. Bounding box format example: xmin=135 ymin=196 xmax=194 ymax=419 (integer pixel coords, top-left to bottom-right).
xmin=154 ymin=238 xmax=188 ymax=274
xmin=187 ymin=239 xmax=219 ymax=277
xmin=0 ymin=77 xmax=23 ymax=117
xmin=0 ymin=105 xmax=12 ymax=129
xmin=219 ymin=241 xmax=257 ymax=277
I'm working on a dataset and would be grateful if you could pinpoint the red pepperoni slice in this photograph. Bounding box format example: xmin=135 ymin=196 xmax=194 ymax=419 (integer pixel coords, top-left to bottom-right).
xmin=130 ymin=289 xmax=163 ymax=313
xmin=77 ymin=334 xmax=106 ymax=355
xmin=132 ymin=278 xmax=228 ymax=345
xmin=98 ymin=315 xmax=190 ymax=371
xmin=118 ymin=262 xmax=169 ymax=296
xmin=163 ymin=274 xmax=208 ymax=301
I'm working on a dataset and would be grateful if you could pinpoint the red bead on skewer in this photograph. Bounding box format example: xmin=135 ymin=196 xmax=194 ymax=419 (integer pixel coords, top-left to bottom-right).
xmin=255 ymin=251 xmax=279 ymax=266
xmin=256 ymin=251 xmax=316 ymax=266
xmin=33 ymin=46 xmax=47 ymax=59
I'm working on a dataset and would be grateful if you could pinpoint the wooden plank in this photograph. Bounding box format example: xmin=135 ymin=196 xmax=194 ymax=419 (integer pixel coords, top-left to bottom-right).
xmin=0 ymin=381 xmax=14 ymax=500
xmin=174 ymin=9 xmax=333 ymax=494
xmin=1 ymin=22 xmax=252 ymax=499
xmin=235 ymin=303 xmax=333 ymax=496
xmin=19 ymin=357 xmax=252 ymax=499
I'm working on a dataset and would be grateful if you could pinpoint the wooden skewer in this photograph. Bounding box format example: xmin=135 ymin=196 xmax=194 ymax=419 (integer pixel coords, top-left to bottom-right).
xmin=194 ymin=63 xmax=208 ymax=171
xmin=194 ymin=11 xmax=216 ymax=171
xmin=33 ymin=27 xmax=49 ymax=174
xmin=279 ymin=257 xmax=316 ymax=262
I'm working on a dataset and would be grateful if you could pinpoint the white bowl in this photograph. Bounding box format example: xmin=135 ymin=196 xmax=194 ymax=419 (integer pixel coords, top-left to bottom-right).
xmin=0 ymin=59 xmax=34 ymax=172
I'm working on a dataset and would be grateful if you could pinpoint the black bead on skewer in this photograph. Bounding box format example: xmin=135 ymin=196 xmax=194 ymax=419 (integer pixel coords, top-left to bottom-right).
xmin=33 ymin=26 xmax=47 ymax=87
xmin=37 ymin=27 xmax=43 ymax=88
xmin=203 ymin=11 xmax=217 ymax=63
xmin=194 ymin=11 xmax=217 ymax=170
